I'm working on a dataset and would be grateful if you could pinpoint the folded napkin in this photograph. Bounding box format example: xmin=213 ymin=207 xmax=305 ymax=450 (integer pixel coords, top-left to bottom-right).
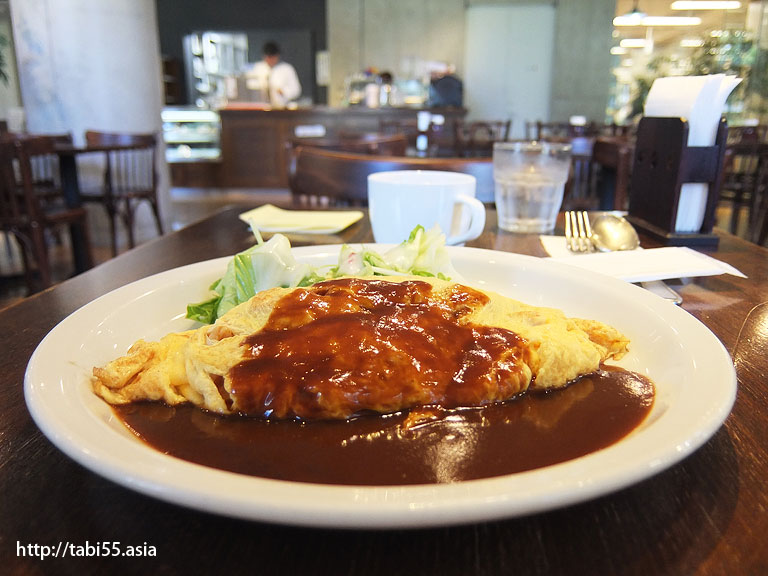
xmin=539 ymin=236 xmax=745 ymax=283
xmin=238 ymin=204 xmax=363 ymax=234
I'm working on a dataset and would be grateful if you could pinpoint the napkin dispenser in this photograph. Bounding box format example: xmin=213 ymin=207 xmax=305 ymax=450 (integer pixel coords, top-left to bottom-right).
xmin=627 ymin=116 xmax=727 ymax=247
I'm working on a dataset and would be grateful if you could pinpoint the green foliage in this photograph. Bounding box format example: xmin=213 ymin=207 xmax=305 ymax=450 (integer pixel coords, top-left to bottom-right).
xmin=0 ymin=34 xmax=8 ymax=85
xmin=628 ymin=29 xmax=766 ymax=121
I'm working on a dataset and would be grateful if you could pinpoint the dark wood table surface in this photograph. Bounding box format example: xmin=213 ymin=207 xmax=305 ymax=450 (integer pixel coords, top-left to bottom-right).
xmin=2 ymin=206 xmax=767 ymax=575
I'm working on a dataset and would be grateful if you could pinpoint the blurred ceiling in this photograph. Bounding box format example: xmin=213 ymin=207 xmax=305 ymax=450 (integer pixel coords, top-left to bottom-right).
xmin=613 ymin=0 xmax=755 ymax=48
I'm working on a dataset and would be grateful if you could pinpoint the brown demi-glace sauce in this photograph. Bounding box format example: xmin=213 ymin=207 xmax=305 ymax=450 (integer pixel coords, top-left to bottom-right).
xmin=227 ymin=278 xmax=530 ymax=419
xmin=114 ymin=278 xmax=654 ymax=486
xmin=115 ymin=367 xmax=653 ymax=485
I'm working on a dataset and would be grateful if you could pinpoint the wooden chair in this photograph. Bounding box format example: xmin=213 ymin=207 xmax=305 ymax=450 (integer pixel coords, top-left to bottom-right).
xmin=286 ymin=132 xmax=408 ymax=195
xmin=13 ymin=133 xmax=73 ymax=202
xmin=558 ymin=135 xmax=634 ymax=212
xmin=741 ymin=141 xmax=768 ymax=245
xmin=0 ymin=136 xmax=92 ymax=292
xmin=454 ymin=120 xmax=510 ymax=157
xmin=379 ymin=118 xmax=450 ymax=157
xmin=289 ymin=132 xmax=408 ymax=157
xmin=2 ymin=132 xmax=73 ymax=257
xmin=719 ymin=126 xmax=767 ymax=236
xmin=80 ymin=130 xmax=162 ymax=256
xmin=379 ymin=118 xmax=421 ymax=146
xmin=290 ymin=146 xmax=495 ymax=207
xmin=533 ymin=120 xmax=605 ymax=141
xmin=590 ymin=137 xmax=634 ymax=211
xmin=562 ymin=152 xmax=596 ymax=211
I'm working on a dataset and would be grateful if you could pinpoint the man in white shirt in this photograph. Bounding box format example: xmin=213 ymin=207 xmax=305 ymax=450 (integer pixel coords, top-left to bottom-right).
xmin=246 ymin=41 xmax=301 ymax=107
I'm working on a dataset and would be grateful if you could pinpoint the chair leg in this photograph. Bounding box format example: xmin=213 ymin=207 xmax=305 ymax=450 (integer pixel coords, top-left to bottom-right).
xmin=29 ymin=224 xmax=52 ymax=289
xmin=756 ymin=192 xmax=768 ymax=246
xmin=123 ymin=198 xmax=136 ymax=249
xmin=729 ymin=194 xmax=742 ymax=233
xmin=149 ymin=199 xmax=163 ymax=236
xmin=74 ymin=217 xmax=95 ymax=271
xmin=104 ymin=204 xmax=119 ymax=258
xmin=3 ymin=231 xmax=15 ymax=262
xmin=11 ymin=232 xmax=38 ymax=294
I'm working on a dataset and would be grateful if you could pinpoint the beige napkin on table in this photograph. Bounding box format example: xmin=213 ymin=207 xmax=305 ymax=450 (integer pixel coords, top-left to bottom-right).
xmin=539 ymin=235 xmax=746 ymax=283
xmin=238 ymin=204 xmax=363 ymax=234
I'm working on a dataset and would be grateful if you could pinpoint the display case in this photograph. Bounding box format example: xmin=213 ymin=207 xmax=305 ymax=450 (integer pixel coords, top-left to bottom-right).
xmin=183 ymin=32 xmax=249 ymax=109
xmin=161 ymin=107 xmax=221 ymax=163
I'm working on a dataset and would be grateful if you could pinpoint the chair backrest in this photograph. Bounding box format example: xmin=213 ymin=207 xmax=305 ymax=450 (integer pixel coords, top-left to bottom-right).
xmin=590 ymin=137 xmax=633 ymax=211
xmin=22 ymin=133 xmax=72 ymax=196
xmin=84 ymin=130 xmax=157 ymax=193
xmin=324 ymin=132 xmax=409 ymax=156
xmin=85 ymin=130 xmax=157 ymax=149
xmin=534 ymin=121 xmax=604 ymax=141
xmin=0 ymin=136 xmax=56 ymax=225
xmin=755 ymin=144 xmax=768 ymax=245
xmin=290 ymin=146 xmax=495 ymax=207
xmin=379 ymin=118 xmax=448 ymax=157
xmin=0 ymin=138 xmax=22 ymax=224
xmin=728 ymin=125 xmax=766 ymax=144
xmin=454 ymin=120 xmax=511 ymax=157
xmin=286 ymin=132 xmax=408 ymax=190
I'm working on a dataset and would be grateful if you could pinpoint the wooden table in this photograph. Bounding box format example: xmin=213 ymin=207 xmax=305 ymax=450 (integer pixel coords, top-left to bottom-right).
xmin=2 ymin=207 xmax=767 ymax=574
xmin=54 ymin=142 xmax=146 ymax=272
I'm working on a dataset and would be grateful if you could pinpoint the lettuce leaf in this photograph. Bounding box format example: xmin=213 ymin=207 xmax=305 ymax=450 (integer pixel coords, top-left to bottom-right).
xmin=186 ymin=224 xmax=457 ymax=324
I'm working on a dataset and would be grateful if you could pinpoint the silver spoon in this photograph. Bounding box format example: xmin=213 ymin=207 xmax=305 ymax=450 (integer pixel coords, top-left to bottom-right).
xmin=589 ymin=213 xmax=639 ymax=252
xmin=588 ymin=213 xmax=682 ymax=305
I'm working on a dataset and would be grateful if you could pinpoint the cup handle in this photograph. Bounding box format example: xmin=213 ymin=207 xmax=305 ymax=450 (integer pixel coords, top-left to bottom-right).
xmin=445 ymin=194 xmax=486 ymax=245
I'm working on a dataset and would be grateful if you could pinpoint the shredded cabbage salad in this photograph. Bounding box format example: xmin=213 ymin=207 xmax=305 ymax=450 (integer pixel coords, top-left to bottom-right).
xmin=186 ymin=225 xmax=459 ymax=324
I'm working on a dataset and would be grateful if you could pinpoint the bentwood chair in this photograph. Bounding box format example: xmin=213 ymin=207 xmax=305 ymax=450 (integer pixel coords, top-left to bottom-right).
xmin=589 ymin=137 xmax=634 ymax=211
xmin=290 ymin=146 xmax=495 ymax=207
xmin=719 ymin=125 xmax=767 ymax=236
xmin=755 ymin=152 xmax=768 ymax=246
xmin=0 ymin=136 xmax=92 ymax=292
xmin=16 ymin=133 xmax=74 ymax=204
xmin=80 ymin=130 xmax=163 ymax=256
xmin=286 ymin=132 xmax=408 ymax=192
xmin=454 ymin=120 xmax=511 ymax=157
xmin=379 ymin=118 xmax=451 ymax=157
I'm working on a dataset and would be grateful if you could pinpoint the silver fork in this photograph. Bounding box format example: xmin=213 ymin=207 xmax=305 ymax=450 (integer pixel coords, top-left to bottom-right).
xmin=565 ymin=210 xmax=593 ymax=252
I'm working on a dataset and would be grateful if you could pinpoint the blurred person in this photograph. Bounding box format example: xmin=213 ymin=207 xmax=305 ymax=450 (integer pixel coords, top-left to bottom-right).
xmin=246 ymin=41 xmax=301 ymax=107
xmin=378 ymin=71 xmax=402 ymax=106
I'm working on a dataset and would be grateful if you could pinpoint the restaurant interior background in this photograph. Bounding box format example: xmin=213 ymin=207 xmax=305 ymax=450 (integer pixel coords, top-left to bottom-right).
xmin=0 ymin=0 xmax=765 ymax=279
xmin=0 ymin=0 xmax=765 ymax=138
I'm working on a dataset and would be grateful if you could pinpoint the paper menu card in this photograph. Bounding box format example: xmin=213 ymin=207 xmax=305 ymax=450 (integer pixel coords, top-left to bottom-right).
xmin=643 ymin=74 xmax=741 ymax=233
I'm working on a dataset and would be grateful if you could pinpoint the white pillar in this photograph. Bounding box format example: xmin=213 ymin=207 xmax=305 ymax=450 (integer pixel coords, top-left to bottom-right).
xmin=9 ymin=0 xmax=170 ymax=227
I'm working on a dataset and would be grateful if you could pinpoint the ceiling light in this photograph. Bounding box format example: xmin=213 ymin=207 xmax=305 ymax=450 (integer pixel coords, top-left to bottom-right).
xmin=611 ymin=46 xmax=628 ymax=55
xmin=680 ymin=38 xmax=705 ymax=47
xmin=614 ymin=15 xmax=702 ymax=26
xmin=670 ymin=1 xmax=741 ymax=9
xmin=620 ymin=38 xmax=649 ymax=48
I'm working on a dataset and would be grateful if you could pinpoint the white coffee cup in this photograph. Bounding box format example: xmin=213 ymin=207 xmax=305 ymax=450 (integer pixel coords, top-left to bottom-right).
xmin=367 ymin=170 xmax=486 ymax=245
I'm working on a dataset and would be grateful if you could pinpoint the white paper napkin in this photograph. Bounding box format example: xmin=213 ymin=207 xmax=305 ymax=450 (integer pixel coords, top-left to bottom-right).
xmin=643 ymin=74 xmax=741 ymax=233
xmin=539 ymin=235 xmax=745 ymax=282
xmin=238 ymin=204 xmax=364 ymax=234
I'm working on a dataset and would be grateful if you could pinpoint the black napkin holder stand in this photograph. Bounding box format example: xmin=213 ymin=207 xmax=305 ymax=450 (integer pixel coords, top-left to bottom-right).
xmin=627 ymin=116 xmax=727 ymax=247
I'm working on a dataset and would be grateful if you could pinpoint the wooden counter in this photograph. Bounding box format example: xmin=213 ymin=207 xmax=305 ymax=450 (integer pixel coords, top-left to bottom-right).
xmin=218 ymin=105 xmax=467 ymax=187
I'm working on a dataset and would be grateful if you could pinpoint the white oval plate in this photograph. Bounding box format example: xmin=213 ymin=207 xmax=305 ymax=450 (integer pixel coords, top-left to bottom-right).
xmin=24 ymin=246 xmax=736 ymax=529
